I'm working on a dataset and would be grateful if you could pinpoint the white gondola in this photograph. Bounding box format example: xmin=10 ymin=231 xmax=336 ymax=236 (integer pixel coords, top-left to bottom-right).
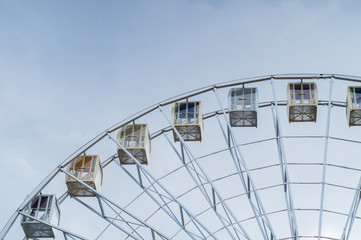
xmin=21 ymin=194 xmax=60 ymax=239
xmin=172 ymin=101 xmax=203 ymax=142
xmin=117 ymin=124 xmax=151 ymax=165
xmin=346 ymin=86 xmax=361 ymax=126
xmin=66 ymin=155 xmax=103 ymax=197
xmin=228 ymin=87 xmax=258 ymax=127
xmin=287 ymin=82 xmax=318 ymax=122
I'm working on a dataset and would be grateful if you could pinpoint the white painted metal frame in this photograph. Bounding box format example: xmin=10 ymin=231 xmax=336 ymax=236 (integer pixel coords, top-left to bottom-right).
xmin=317 ymin=77 xmax=334 ymax=240
xmin=341 ymin=177 xmax=361 ymax=240
xmin=4 ymin=74 xmax=361 ymax=240
xmin=108 ymin=132 xmax=219 ymax=240
xmin=62 ymin=168 xmax=169 ymax=240
xmin=214 ymin=88 xmax=277 ymax=240
xmin=160 ymin=106 xmax=251 ymax=240
xmin=271 ymin=77 xmax=299 ymax=239
xmin=162 ymin=132 xmax=245 ymax=239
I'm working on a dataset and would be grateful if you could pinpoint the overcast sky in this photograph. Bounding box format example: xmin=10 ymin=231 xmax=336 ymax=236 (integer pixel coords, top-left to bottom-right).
xmin=2 ymin=0 xmax=361 ymax=239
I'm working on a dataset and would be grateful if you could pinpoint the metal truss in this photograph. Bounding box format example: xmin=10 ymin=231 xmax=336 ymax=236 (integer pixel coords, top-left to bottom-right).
xmin=213 ymin=88 xmax=277 ymax=240
xmin=317 ymin=77 xmax=334 ymax=240
xmin=270 ymin=77 xmax=299 ymax=239
xmin=5 ymin=74 xmax=361 ymax=240
xmin=107 ymin=132 xmax=219 ymax=240
xmin=61 ymin=168 xmax=169 ymax=240
xmin=161 ymin=132 xmax=249 ymax=240
xmin=163 ymin=130 xmax=246 ymax=239
xmin=341 ymin=177 xmax=361 ymax=240
xmin=159 ymin=106 xmax=251 ymax=240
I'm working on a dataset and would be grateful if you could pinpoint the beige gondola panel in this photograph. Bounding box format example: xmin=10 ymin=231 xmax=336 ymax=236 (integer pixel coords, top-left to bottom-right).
xmin=65 ymin=155 xmax=103 ymax=197
xmin=117 ymin=124 xmax=151 ymax=165
xmin=346 ymin=86 xmax=361 ymax=126
xmin=287 ymin=82 xmax=318 ymax=122
xmin=21 ymin=194 xmax=60 ymax=239
xmin=229 ymin=87 xmax=258 ymax=127
xmin=171 ymin=101 xmax=203 ymax=142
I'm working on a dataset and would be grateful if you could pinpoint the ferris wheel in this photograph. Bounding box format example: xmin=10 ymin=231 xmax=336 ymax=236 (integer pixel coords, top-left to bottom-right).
xmin=2 ymin=73 xmax=361 ymax=240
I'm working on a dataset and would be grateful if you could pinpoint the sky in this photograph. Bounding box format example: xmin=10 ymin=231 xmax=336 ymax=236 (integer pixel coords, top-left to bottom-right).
xmin=2 ymin=0 xmax=361 ymax=239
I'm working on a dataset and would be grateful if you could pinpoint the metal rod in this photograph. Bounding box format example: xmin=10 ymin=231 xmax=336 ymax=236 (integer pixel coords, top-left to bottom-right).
xmin=73 ymin=197 xmax=143 ymax=240
xmin=159 ymin=106 xmax=251 ymax=240
xmin=63 ymin=232 xmax=69 ymax=240
xmin=119 ymin=164 xmax=185 ymax=228
xmin=270 ymin=77 xmax=299 ymax=239
xmin=61 ymin=168 xmax=169 ymax=239
xmin=179 ymin=206 xmax=185 ymax=227
xmin=107 ymin=132 xmax=218 ymax=240
xmin=97 ymin=196 xmax=106 ymax=217
xmin=151 ymin=230 xmax=156 ymax=240
xmin=4 ymin=73 xmax=361 ymax=239
xmin=162 ymin=133 xmax=242 ymax=240
xmin=58 ymin=192 xmax=70 ymax=204
xmin=213 ymin=88 xmax=276 ymax=240
xmin=318 ymin=77 xmax=334 ymax=240
xmin=341 ymin=177 xmax=361 ymax=240
xmin=212 ymin=188 xmax=217 ymax=211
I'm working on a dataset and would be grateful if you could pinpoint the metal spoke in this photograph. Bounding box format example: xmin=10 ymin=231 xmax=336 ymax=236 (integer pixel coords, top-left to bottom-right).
xmin=61 ymin=168 xmax=169 ymax=240
xmin=162 ymin=132 xmax=242 ymax=240
xmin=159 ymin=106 xmax=251 ymax=240
xmin=107 ymin=132 xmax=219 ymax=240
xmin=341 ymin=177 xmax=361 ymax=240
xmin=317 ymin=77 xmax=334 ymax=240
xmin=270 ymin=77 xmax=299 ymax=239
xmin=5 ymin=74 xmax=361 ymax=240
xmin=72 ymin=197 xmax=143 ymax=240
xmin=213 ymin=87 xmax=278 ymax=240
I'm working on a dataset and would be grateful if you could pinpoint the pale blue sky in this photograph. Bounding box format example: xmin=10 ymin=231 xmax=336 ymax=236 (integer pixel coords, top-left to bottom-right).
xmin=2 ymin=0 xmax=361 ymax=239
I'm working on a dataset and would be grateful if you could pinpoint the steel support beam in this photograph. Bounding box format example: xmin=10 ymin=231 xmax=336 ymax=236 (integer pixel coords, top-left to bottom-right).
xmin=73 ymin=197 xmax=143 ymax=240
xmin=213 ymin=87 xmax=277 ymax=240
xmin=159 ymin=106 xmax=251 ymax=240
xmin=117 ymin=163 xmax=204 ymax=240
xmin=162 ymin=132 xmax=242 ymax=240
xmin=107 ymin=132 xmax=218 ymax=240
xmin=4 ymin=73 xmax=361 ymax=240
xmin=270 ymin=77 xmax=299 ymax=239
xmin=61 ymin=168 xmax=169 ymax=240
xmin=318 ymin=77 xmax=334 ymax=240
xmin=341 ymin=177 xmax=361 ymax=240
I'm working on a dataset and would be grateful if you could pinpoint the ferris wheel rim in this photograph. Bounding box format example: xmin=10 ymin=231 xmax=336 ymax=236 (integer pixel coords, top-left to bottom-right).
xmin=3 ymin=73 xmax=361 ymax=240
